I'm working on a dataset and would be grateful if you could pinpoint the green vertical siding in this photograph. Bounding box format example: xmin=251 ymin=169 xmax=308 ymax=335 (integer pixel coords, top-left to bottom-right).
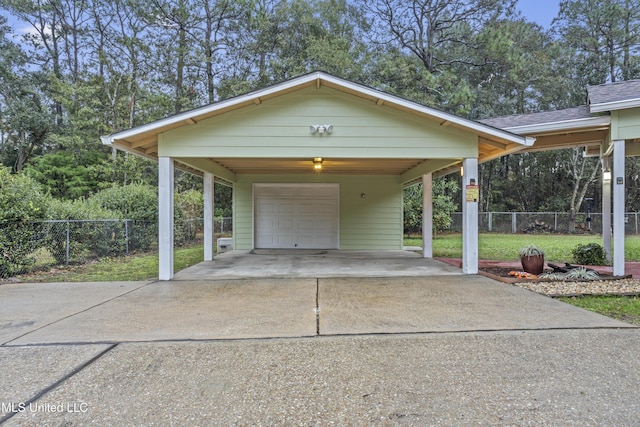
xmin=233 ymin=175 xmax=402 ymax=250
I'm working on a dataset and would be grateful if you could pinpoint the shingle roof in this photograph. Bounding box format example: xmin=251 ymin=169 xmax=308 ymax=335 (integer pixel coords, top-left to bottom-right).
xmin=478 ymin=106 xmax=592 ymax=129
xmin=588 ymin=80 xmax=640 ymax=105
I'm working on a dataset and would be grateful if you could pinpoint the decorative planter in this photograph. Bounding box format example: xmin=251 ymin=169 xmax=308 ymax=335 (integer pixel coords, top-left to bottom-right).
xmin=520 ymin=254 xmax=544 ymax=275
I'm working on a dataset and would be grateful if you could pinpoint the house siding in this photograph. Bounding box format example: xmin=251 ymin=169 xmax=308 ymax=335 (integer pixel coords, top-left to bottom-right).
xmin=233 ymin=174 xmax=402 ymax=250
xmin=612 ymin=108 xmax=640 ymax=140
xmin=159 ymin=86 xmax=477 ymax=159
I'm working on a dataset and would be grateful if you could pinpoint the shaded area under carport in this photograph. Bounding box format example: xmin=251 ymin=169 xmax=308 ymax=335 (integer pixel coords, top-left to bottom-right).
xmin=174 ymin=249 xmax=463 ymax=280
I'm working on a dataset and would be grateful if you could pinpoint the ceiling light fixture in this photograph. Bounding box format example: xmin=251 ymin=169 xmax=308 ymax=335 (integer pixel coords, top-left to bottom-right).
xmin=313 ymin=157 xmax=323 ymax=172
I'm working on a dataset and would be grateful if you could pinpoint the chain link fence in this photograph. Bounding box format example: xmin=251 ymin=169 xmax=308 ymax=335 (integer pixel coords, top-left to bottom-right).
xmin=0 ymin=217 xmax=232 ymax=279
xmin=449 ymin=212 xmax=640 ymax=235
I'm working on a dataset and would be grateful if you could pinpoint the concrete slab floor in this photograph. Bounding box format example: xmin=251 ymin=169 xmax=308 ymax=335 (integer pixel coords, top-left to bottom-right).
xmin=3 ymin=330 xmax=640 ymax=426
xmin=174 ymin=250 xmax=463 ymax=280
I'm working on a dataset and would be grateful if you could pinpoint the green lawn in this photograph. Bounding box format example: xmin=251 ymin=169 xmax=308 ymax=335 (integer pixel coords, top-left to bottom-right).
xmin=559 ymin=296 xmax=640 ymax=325
xmin=406 ymin=233 xmax=640 ymax=262
xmin=18 ymin=245 xmax=204 ymax=282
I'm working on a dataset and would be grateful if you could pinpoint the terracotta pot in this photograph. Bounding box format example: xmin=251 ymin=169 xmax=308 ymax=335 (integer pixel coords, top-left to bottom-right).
xmin=520 ymin=255 xmax=544 ymax=275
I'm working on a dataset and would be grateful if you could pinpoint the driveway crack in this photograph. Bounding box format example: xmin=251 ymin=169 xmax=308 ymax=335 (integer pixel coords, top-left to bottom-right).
xmin=315 ymin=278 xmax=320 ymax=336
xmin=2 ymin=282 xmax=153 ymax=346
xmin=0 ymin=343 xmax=118 ymax=425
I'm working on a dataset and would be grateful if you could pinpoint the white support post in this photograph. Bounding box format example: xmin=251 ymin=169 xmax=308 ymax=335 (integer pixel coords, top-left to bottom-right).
xmin=158 ymin=157 xmax=175 ymax=280
xmin=601 ymin=157 xmax=612 ymax=262
xmin=612 ymin=140 xmax=625 ymax=276
xmin=422 ymin=173 xmax=433 ymax=258
xmin=203 ymin=172 xmax=215 ymax=261
xmin=462 ymin=158 xmax=479 ymax=274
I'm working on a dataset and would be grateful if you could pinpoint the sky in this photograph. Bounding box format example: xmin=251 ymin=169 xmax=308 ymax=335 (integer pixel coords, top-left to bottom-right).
xmin=516 ymin=0 xmax=561 ymax=28
xmin=4 ymin=0 xmax=563 ymax=40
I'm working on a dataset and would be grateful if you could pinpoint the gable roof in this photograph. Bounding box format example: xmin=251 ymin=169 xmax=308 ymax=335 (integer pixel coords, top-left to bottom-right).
xmin=588 ymin=80 xmax=640 ymax=112
xmin=101 ymin=71 xmax=533 ymax=164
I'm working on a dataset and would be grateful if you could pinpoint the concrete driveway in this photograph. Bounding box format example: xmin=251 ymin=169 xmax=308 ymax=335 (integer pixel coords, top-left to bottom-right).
xmin=1 ymin=260 xmax=639 ymax=425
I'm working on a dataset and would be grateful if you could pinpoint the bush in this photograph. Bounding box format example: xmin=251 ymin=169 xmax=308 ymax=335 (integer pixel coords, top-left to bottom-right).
xmin=88 ymin=184 xmax=189 ymax=250
xmin=572 ymin=243 xmax=607 ymax=266
xmin=0 ymin=167 xmax=51 ymax=277
xmin=90 ymin=183 xmax=158 ymax=222
xmin=175 ymin=190 xmax=202 ymax=245
xmin=403 ymin=178 xmax=458 ymax=236
xmin=89 ymin=184 xmax=159 ymax=251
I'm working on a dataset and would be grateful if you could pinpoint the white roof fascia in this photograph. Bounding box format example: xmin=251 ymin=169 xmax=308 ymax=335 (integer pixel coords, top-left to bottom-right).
xmin=102 ymin=71 xmax=529 ymax=148
xmin=590 ymin=98 xmax=640 ymax=113
xmin=500 ymin=115 xmax=611 ymax=135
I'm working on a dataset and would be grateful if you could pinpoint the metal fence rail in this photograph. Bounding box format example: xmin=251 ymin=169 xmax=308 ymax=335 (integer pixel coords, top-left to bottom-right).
xmin=0 ymin=217 xmax=232 ymax=279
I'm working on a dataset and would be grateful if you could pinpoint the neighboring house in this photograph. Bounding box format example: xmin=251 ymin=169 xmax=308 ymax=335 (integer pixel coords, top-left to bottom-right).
xmin=101 ymin=72 xmax=640 ymax=280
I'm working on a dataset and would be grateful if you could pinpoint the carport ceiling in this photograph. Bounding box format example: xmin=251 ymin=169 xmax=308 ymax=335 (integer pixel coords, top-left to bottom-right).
xmin=210 ymin=158 xmax=426 ymax=175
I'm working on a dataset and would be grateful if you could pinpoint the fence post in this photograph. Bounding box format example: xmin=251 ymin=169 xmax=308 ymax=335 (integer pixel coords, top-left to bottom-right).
xmin=554 ymin=213 xmax=558 ymax=231
xmin=65 ymin=221 xmax=70 ymax=266
xmin=488 ymin=212 xmax=493 ymax=232
xmin=125 ymin=220 xmax=129 ymax=255
xmin=511 ymin=212 xmax=517 ymax=234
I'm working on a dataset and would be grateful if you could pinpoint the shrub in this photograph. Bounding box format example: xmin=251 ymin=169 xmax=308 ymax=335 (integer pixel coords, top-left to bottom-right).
xmin=403 ymin=178 xmax=458 ymax=235
xmin=0 ymin=167 xmax=51 ymax=277
xmin=90 ymin=183 xmax=158 ymax=222
xmin=572 ymin=243 xmax=607 ymax=266
xmin=175 ymin=190 xmax=202 ymax=244
xmin=88 ymin=184 xmax=189 ymax=250
xmin=89 ymin=184 xmax=159 ymax=251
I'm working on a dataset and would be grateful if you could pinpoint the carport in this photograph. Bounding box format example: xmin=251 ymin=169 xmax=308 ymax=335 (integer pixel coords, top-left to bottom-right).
xmin=481 ymin=79 xmax=640 ymax=276
xmin=101 ymin=72 xmax=532 ymax=280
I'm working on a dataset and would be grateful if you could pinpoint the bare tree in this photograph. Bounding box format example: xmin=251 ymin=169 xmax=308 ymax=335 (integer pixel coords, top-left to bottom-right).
xmin=366 ymin=0 xmax=515 ymax=73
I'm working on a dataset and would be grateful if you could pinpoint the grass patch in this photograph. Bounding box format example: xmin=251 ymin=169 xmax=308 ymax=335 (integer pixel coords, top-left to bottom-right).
xmin=405 ymin=233 xmax=640 ymax=262
xmin=559 ymin=296 xmax=640 ymax=326
xmin=16 ymin=245 xmax=204 ymax=282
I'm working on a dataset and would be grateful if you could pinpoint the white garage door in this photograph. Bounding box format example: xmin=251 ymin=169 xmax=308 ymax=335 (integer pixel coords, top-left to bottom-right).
xmin=254 ymin=184 xmax=339 ymax=249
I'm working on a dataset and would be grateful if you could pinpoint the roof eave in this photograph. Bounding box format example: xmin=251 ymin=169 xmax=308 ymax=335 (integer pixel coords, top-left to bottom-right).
xmin=499 ymin=115 xmax=611 ymax=135
xmin=590 ymin=98 xmax=640 ymax=113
